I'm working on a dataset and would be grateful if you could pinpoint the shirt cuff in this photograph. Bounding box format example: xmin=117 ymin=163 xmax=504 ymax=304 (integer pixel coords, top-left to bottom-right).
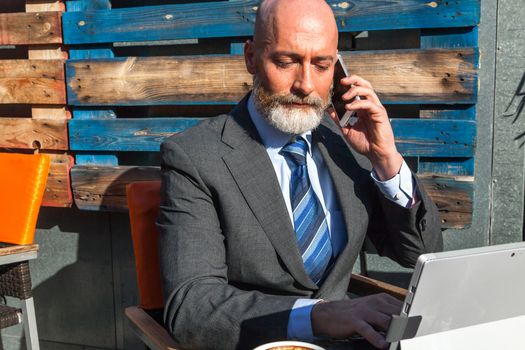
xmin=371 ymin=161 xmax=415 ymax=208
xmin=287 ymin=298 xmax=321 ymax=341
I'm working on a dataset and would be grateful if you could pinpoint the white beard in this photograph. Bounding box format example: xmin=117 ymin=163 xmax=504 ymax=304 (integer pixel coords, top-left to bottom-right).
xmin=252 ymin=77 xmax=330 ymax=135
xmin=265 ymin=103 xmax=323 ymax=135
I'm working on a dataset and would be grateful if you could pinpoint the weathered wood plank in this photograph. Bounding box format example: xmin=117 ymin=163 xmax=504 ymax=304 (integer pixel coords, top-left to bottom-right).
xmin=62 ymin=0 xmax=480 ymax=44
xmin=71 ymin=166 xmax=472 ymax=228
xmin=419 ymin=174 xmax=473 ymax=229
xmin=25 ymin=0 xmax=65 ymax=12
xmin=31 ymin=105 xmax=69 ymax=120
xmin=71 ymin=166 xmax=160 ymax=211
xmin=68 ymin=118 xmax=475 ymax=157
xmin=0 ymin=118 xmax=68 ymax=150
xmin=27 ymin=45 xmax=68 ymax=60
xmin=25 ymin=2 xmax=68 ymax=120
xmin=66 ymin=48 xmax=477 ymax=106
xmin=0 ymin=59 xmax=66 ymax=104
xmin=42 ymin=153 xmax=73 ymax=207
xmin=0 ymin=12 xmax=62 ymax=45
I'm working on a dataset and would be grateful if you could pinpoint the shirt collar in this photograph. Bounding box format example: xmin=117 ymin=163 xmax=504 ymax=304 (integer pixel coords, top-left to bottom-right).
xmin=247 ymin=93 xmax=313 ymax=155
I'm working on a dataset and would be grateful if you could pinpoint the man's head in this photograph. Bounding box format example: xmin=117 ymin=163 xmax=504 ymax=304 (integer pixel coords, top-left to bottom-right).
xmin=244 ymin=0 xmax=338 ymax=134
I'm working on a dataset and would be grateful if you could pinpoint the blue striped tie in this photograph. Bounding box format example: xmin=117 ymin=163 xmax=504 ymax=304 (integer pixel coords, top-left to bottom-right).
xmin=280 ymin=138 xmax=333 ymax=284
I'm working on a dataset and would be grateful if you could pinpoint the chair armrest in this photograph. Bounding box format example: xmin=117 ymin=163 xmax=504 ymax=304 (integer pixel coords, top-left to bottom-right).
xmin=125 ymin=306 xmax=179 ymax=350
xmin=0 ymin=244 xmax=38 ymax=265
xmin=348 ymin=273 xmax=408 ymax=301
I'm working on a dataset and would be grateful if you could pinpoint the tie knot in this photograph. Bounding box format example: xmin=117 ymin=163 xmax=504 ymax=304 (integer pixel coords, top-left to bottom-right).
xmin=280 ymin=138 xmax=308 ymax=166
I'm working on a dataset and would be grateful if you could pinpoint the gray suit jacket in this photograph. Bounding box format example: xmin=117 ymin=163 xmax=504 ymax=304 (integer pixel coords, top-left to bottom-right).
xmin=158 ymin=95 xmax=442 ymax=350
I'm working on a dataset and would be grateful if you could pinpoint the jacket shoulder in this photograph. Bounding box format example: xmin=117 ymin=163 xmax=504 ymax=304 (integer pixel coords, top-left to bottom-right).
xmin=162 ymin=114 xmax=229 ymax=152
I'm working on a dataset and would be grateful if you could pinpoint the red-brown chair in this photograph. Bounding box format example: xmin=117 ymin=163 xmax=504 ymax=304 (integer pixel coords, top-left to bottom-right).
xmin=125 ymin=181 xmax=178 ymax=350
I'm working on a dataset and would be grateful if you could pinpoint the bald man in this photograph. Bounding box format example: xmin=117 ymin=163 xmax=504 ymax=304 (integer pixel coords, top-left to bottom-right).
xmin=158 ymin=0 xmax=442 ymax=349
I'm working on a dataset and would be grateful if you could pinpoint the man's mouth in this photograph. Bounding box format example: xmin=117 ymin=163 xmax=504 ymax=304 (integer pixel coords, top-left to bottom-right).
xmin=290 ymin=102 xmax=312 ymax=107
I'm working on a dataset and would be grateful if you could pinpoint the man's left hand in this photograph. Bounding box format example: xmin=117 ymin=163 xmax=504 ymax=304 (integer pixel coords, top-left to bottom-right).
xmin=328 ymin=75 xmax=403 ymax=181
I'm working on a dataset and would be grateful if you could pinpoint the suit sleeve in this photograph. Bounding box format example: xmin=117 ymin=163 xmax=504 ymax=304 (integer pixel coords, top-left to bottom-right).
xmin=365 ymin=172 xmax=443 ymax=268
xmin=157 ymin=140 xmax=299 ymax=350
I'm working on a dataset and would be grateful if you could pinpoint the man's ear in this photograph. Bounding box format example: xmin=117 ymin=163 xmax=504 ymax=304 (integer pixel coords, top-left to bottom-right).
xmin=244 ymin=40 xmax=257 ymax=75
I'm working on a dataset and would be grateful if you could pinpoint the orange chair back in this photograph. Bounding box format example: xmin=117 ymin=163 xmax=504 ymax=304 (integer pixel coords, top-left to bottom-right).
xmin=126 ymin=181 xmax=164 ymax=310
xmin=0 ymin=153 xmax=50 ymax=245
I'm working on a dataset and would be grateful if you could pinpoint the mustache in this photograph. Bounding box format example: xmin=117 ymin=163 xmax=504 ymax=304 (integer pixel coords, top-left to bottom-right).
xmin=252 ymin=76 xmax=331 ymax=109
xmin=271 ymin=93 xmax=325 ymax=107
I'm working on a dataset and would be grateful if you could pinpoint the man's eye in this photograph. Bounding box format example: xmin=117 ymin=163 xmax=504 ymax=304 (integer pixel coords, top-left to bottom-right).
xmin=276 ymin=61 xmax=294 ymax=68
xmin=316 ymin=65 xmax=330 ymax=72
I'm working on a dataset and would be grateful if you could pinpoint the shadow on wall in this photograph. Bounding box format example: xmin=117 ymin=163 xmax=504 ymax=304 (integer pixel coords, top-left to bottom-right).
xmin=8 ymin=205 xmax=140 ymax=350
xmin=505 ymin=71 xmax=525 ymax=146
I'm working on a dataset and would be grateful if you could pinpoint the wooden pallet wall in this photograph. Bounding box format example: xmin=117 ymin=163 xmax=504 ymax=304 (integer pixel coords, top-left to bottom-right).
xmin=0 ymin=0 xmax=73 ymax=207
xmin=0 ymin=0 xmax=481 ymax=229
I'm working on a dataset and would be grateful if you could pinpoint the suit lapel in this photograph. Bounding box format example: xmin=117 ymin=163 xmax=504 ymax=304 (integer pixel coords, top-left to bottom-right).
xmin=312 ymin=117 xmax=372 ymax=295
xmin=221 ymin=98 xmax=318 ymax=290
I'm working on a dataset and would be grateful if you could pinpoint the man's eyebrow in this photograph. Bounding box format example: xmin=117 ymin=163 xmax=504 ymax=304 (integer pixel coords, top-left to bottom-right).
xmin=314 ymin=55 xmax=335 ymax=62
xmin=270 ymin=51 xmax=335 ymax=62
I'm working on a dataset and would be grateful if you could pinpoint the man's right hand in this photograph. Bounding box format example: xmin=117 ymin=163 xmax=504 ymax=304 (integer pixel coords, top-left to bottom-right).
xmin=311 ymin=293 xmax=403 ymax=349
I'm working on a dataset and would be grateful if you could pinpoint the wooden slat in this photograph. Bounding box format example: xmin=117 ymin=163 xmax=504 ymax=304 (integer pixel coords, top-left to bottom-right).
xmin=125 ymin=307 xmax=178 ymax=350
xmin=0 ymin=118 xmax=68 ymax=150
xmin=71 ymin=166 xmax=160 ymax=211
xmin=42 ymin=153 xmax=73 ymax=207
xmin=68 ymin=118 xmax=475 ymax=157
xmin=31 ymin=105 xmax=69 ymax=120
xmin=419 ymin=174 xmax=473 ymax=229
xmin=25 ymin=0 xmax=69 ymax=119
xmin=25 ymin=1 xmax=69 ymax=119
xmin=71 ymin=166 xmax=472 ymax=228
xmin=0 ymin=59 xmax=66 ymax=104
xmin=68 ymin=118 xmax=199 ymax=152
xmin=0 ymin=12 xmax=62 ymax=45
xmin=62 ymin=0 xmax=480 ymax=44
xmin=349 ymin=273 xmax=407 ymax=301
xmin=66 ymin=48 xmax=477 ymax=106
xmin=25 ymin=0 xmax=65 ymax=12
xmin=393 ymin=119 xmax=475 ymax=157
xmin=0 ymin=244 xmax=38 ymax=257
xmin=27 ymin=45 xmax=68 ymax=60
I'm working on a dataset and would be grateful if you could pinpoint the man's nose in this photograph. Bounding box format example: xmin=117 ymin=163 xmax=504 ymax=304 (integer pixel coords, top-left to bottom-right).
xmin=292 ymin=65 xmax=314 ymax=97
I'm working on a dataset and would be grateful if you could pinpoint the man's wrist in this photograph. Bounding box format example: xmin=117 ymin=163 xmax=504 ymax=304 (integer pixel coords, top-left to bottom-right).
xmin=370 ymin=151 xmax=404 ymax=181
xmin=311 ymin=299 xmax=328 ymax=338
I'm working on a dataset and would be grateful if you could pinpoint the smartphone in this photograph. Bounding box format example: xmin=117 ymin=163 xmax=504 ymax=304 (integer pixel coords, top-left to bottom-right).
xmin=332 ymin=54 xmax=359 ymax=127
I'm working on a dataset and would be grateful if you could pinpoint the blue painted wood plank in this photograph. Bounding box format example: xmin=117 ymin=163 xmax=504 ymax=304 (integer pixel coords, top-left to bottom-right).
xmin=69 ymin=46 xmax=115 ymax=59
xmin=418 ymin=158 xmax=474 ymax=176
xmin=73 ymin=109 xmax=117 ymax=120
xmin=421 ymin=26 xmax=479 ymax=48
xmin=66 ymin=0 xmax=111 ymax=12
xmin=69 ymin=118 xmax=203 ymax=151
xmin=67 ymin=0 xmax=117 ymax=166
xmin=76 ymin=154 xmax=119 ymax=166
xmin=68 ymin=117 xmax=474 ymax=156
xmin=230 ymin=43 xmax=244 ymax=55
xmin=392 ymin=119 xmax=475 ymax=158
xmin=62 ymin=0 xmax=481 ymax=45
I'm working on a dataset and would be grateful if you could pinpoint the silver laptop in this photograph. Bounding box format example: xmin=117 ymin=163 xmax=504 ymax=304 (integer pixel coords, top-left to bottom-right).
xmin=386 ymin=241 xmax=525 ymax=349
